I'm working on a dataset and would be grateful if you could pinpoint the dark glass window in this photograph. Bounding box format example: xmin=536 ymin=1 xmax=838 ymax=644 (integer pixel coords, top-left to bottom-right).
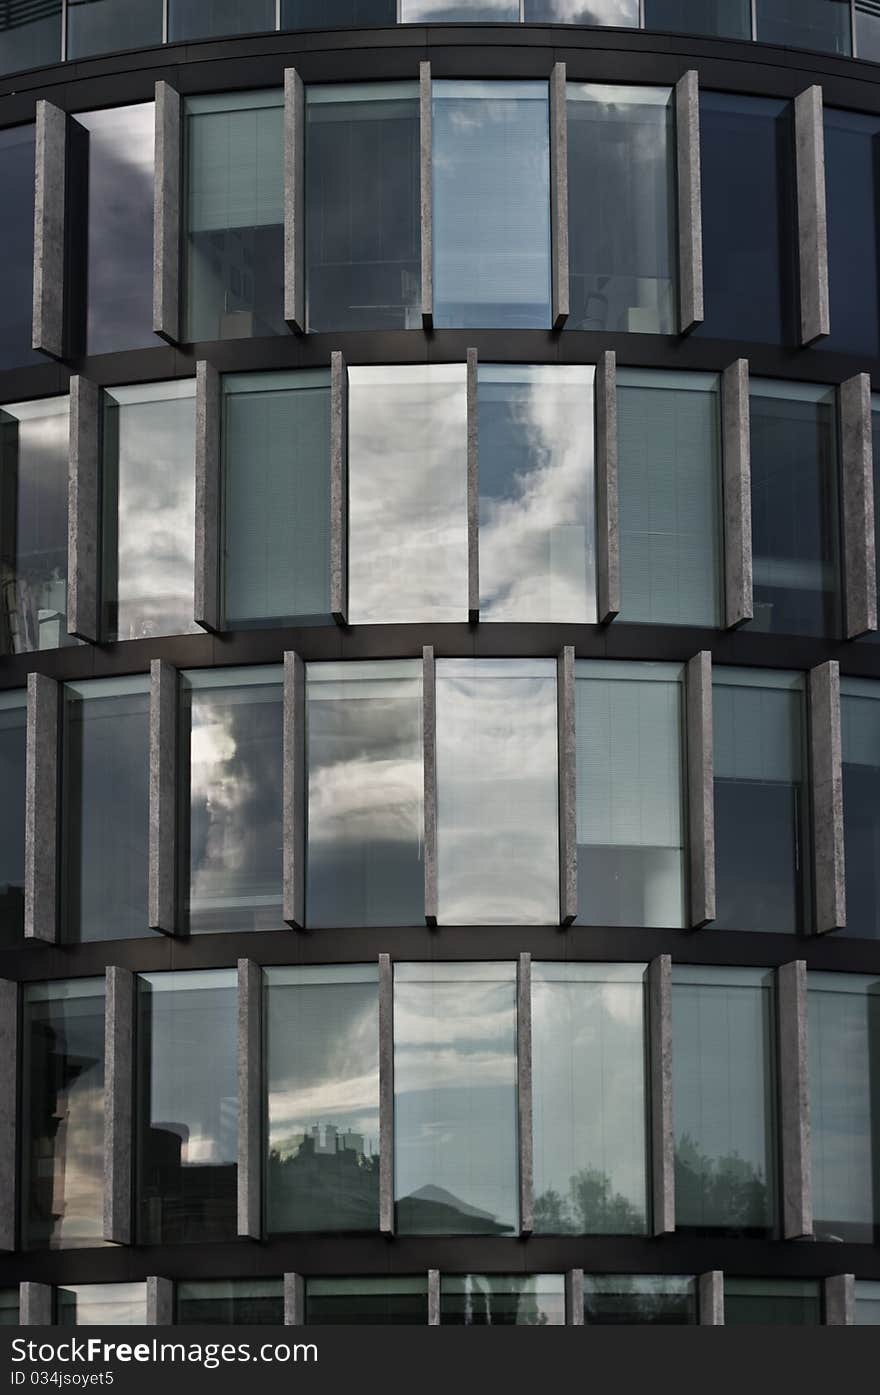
xmin=61 ymin=677 xmax=152 ymax=943
xmin=755 ymin=0 xmax=852 ymax=54
xmin=180 ymin=667 xmax=283 ymax=934
xmin=712 ymin=668 xmax=807 ymax=933
xmin=266 ymin=966 xmax=379 ymax=1233
xmin=724 ymin=1278 xmax=822 ymax=1324
xmin=524 ymin=1 xmax=639 ymax=22
xmin=0 ymin=124 xmax=41 ymax=372
xmin=583 ymin=1276 xmax=697 ymax=1325
xmin=281 ymin=0 xmax=396 ymax=26
xmin=856 ymin=1282 xmax=880 ymax=1325
xmin=696 ymin=93 xmax=796 ymax=346
xmin=841 ymin=680 xmax=880 ymax=939
xmin=402 ymin=1 xmax=518 ymax=16
xmin=57 ymin=1285 xmax=146 ymax=1326
xmin=644 ymin=0 xmax=751 ymax=35
xmin=748 ymin=380 xmax=841 ymax=639
xmin=821 ymin=109 xmax=880 ymax=359
xmin=567 ymin=83 xmax=676 ymax=334
xmin=306 ymin=83 xmax=420 ymax=332
xmin=169 ymin=1 xmax=275 ymax=42
xmin=66 ymin=0 xmax=163 ymax=58
xmin=306 ymin=1278 xmax=428 ymax=1325
xmin=857 ymin=1 xmax=880 ymax=59
xmin=0 ymin=693 xmax=26 ymax=946
xmin=176 ymin=1282 xmax=283 ymax=1325
xmin=21 ymin=979 xmax=106 ymax=1250
xmin=0 ymin=1 xmax=61 ymax=75
xmin=136 ymin=970 xmax=238 ymax=1245
xmin=0 ymin=1291 xmax=18 ymax=1326
xmin=441 ymin=1276 xmax=565 ymax=1326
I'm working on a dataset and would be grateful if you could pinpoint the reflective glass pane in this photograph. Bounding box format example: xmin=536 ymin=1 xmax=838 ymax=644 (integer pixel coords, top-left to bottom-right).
xmin=102 ymin=382 xmax=197 ymax=642
xmin=712 ymin=668 xmax=807 ymax=933
xmin=643 ymin=0 xmax=751 ymax=35
xmin=723 ymin=1278 xmax=822 ymax=1325
xmin=0 ymin=694 xmax=26 ymax=946
xmin=184 ymin=91 xmax=285 ymax=342
xmin=432 ymin=80 xmax=551 ymax=329
xmin=855 ymin=1281 xmax=880 ymax=1324
xmin=281 ymin=0 xmax=396 ymax=25
xmin=67 ymin=0 xmax=163 ymax=58
xmin=306 ymin=1278 xmax=428 ymax=1325
xmin=348 ymin=364 xmax=467 ymax=624
xmin=306 ymin=84 xmax=420 ymax=332
xmin=748 ymin=381 xmax=840 ymax=638
xmin=21 ymin=979 xmax=105 ymax=1250
xmin=265 ymin=966 xmax=380 ymax=1233
xmin=57 ymin=1285 xmax=146 ymax=1326
xmin=0 ymin=1291 xmax=19 ymax=1326
xmin=136 ymin=970 xmax=238 ymax=1244
xmin=841 ymin=680 xmax=880 ymax=939
xmin=441 ymin=1276 xmax=565 ymax=1326
xmin=0 ymin=396 xmax=71 ymax=654
xmin=169 ymin=0 xmax=275 ymax=41
xmin=394 ymin=962 xmax=518 ymax=1235
xmin=306 ymin=663 xmax=423 ymax=927
xmin=181 ymin=668 xmax=283 ymax=934
xmin=62 ymin=677 xmax=152 ymax=943
xmin=583 ymin=1275 xmax=696 ymax=1325
xmin=0 ymin=0 xmax=61 ymax=74
xmin=436 ymin=659 xmax=559 ymax=925
xmin=176 ymin=1281 xmax=284 ymax=1325
xmin=575 ymin=661 xmax=684 ymax=928
xmin=617 ymin=370 xmax=722 ymax=626
xmin=525 ymin=2 xmax=639 ymax=21
xmin=755 ymin=0 xmax=852 ymax=54
xmin=222 ymin=371 xmax=330 ymax=626
xmin=567 ymin=84 xmax=676 ymax=334
xmin=402 ymin=1 xmax=518 ymax=15
xmin=532 ymin=964 xmax=647 ymax=1234
xmin=809 ymin=973 xmax=880 ymax=1244
xmin=856 ymin=1 xmax=880 ymax=59
xmin=478 ymin=365 xmax=596 ymax=622
xmin=821 ymin=110 xmax=880 ymax=359
xmin=0 ymin=125 xmax=41 ymax=370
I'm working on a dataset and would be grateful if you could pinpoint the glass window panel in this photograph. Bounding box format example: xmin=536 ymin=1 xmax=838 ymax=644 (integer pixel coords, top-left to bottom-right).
xmin=265 ymin=965 xmax=380 ymax=1233
xmin=0 ymin=693 xmax=26 ymax=946
xmin=441 ymin=1275 xmax=565 ymax=1326
xmin=21 ymin=979 xmax=106 ymax=1250
xmin=567 ymin=84 xmax=676 ymax=334
xmin=67 ymin=0 xmax=163 ymax=58
xmin=181 ymin=667 xmax=283 ymax=933
xmin=348 ymin=364 xmax=467 ymax=624
xmin=524 ymin=2 xmax=639 ymax=22
xmin=394 ymin=962 xmax=518 ymax=1235
xmin=402 ymin=0 xmax=518 ymax=15
xmin=169 ymin=0 xmax=276 ymax=41
xmin=0 ymin=1291 xmax=19 ymax=1326
xmin=857 ymin=1 xmax=880 ymax=59
xmin=712 ymin=668 xmax=807 ymax=933
xmin=102 ymin=381 xmax=197 ymax=642
xmin=436 ymin=658 xmax=559 ymax=925
xmin=184 ymin=91 xmax=285 ymax=342
xmin=841 ymin=679 xmax=880 ymax=939
xmin=808 ymin=972 xmax=880 ymax=1244
xmin=532 ymin=963 xmax=647 ymax=1234
xmin=176 ymin=1281 xmax=284 ymax=1325
xmin=821 ymin=110 xmax=880 ymax=359
xmin=282 ymin=0 xmax=396 ymax=25
xmin=0 ymin=125 xmax=41 ymax=371
xmin=306 ymin=83 xmax=420 ymax=332
xmin=62 ymin=676 xmax=152 ymax=943
xmin=222 ymin=371 xmax=330 ymax=626
xmin=723 ymin=1278 xmax=822 ymax=1325
xmin=136 ymin=970 xmax=238 ymax=1244
xmin=643 ymin=0 xmax=751 ymax=35
xmin=695 ymin=94 xmax=797 ymax=346
xmin=478 ymin=365 xmax=596 ymax=622
xmin=432 ymin=80 xmax=551 ymax=330
xmin=672 ymin=966 xmax=778 ymax=1236
xmin=0 ymin=1 xmax=61 ymax=74
xmin=57 ymin=1284 xmax=146 ymax=1326
xmin=855 ymin=1281 xmax=880 ymax=1324
xmin=617 ymin=370 xmax=722 ymax=626
xmin=583 ymin=1275 xmax=696 ymax=1325
xmin=755 ymin=0 xmax=852 ymax=54
xmin=748 ymin=380 xmax=841 ymax=638
xmin=306 ymin=1277 xmax=428 ymax=1325
xmin=306 ymin=663 xmax=423 ymax=928
xmin=575 ymin=660 xmax=684 ymax=928
xmin=0 ymin=396 xmax=71 ymax=654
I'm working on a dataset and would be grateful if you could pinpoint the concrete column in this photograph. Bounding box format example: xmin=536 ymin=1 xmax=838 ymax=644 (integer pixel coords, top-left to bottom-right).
xmin=566 ymin=1270 xmax=584 ymax=1327
xmin=420 ymin=61 xmax=433 ymax=330
xmin=20 ymin=1283 xmax=53 ymax=1326
xmin=699 ymin=1272 xmax=724 ymax=1326
xmin=824 ymin=1274 xmax=855 ymax=1326
xmin=808 ymin=660 xmax=846 ymax=934
xmin=149 ymin=659 xmax=178 ymax=935
xmin=68 ymin=376 xmax=101 ymax=643
xmin=428 ymin=1269 xmax=440 ymax=1326
xmin=649 ymin=954 xmax=674 ymax=1236
xmin=282 ymin=651 xmax=306 ymax=929
xmin=379 ymin=953 xmax=394 ymax=1237
xmin=330 ymin=351 xmax=348 ymax=625
xmin=722 ymin=359 xmax=753 ymax=629
xmin=25 ymin=671 xmax=59 ymax=944
xmin=795 ymin=85 xmax=830 ymax=346
xmin=284 ymin=1273 xmax=305 ymax=1326
xmin=423 ymin=645 xmax=438 ymax=927
xmin=675 ymin=71 xmax=704 ymax=334
xmin=777 ymin=960 xmax=813 ymax=1240
xmin=194 ymin=360 xmax=221 ymax=633
xmin=596 ymin=350 xmax=619 ymax=623
xmin=550 ymin=62 xmax=569 ymax=330
xmin=557 ymin=645 xmax=577 ymax=926
xmin=284 ymin=67 xmax=305 ymax=334
xmin=238 ymin=959 xmax=262 ymax=1241
xmin=32 ymin=99 xmax=67 ymax=359
xmin=840 ymin=373 xmax=878 ymax=638
xmin=0 ymin=980 xmax=18 ymax=1252
xmin=686 ymin=651 xmax=715 ymax=928
xmin=104 ymin=965 xmax=135 ymax=1245
xmin=517 ymin=953 xmax=533 ymax=1237
xmin=146 ymin=1277 xmax=174 ymax=1326
xmin=153 ymin=81 xmax=181 ymax=344
xmin=467 ymin=347 xmax=479 ymax=623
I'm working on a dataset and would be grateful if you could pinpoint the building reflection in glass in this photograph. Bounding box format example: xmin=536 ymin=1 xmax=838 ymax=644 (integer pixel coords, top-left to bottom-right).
xmin=583 ymin=1274 xmax=697 ymax=1325
xmin=57 ymin=1284 xmax=146 ymax=1326
xmin=441 ymin=1274 xmax=565 ymax=1326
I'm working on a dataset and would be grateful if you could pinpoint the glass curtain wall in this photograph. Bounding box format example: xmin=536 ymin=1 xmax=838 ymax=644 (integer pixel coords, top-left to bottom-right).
xmin=755 ymin=0 xmax=852 ymax=54
xmin=441 ymin=1276 xmax=565 ymax=1326
xmin=821 ymin=109 xmax=880 ymax=359
xmin=723 ymin=1279 xmax=822 ymax=1324
xmin=524 ymin=2 xmax=639 ymax=20
xmin=66 ymin=0 xmax=163 ymax=58
xmin=57 ymin=1285 xmax=146 ymax=1326
xmin=0 ymin=692 xmax=26 ymax=945
xmin=176 ymin=1281 xmax=284 ymax=1325
xmin=841 ymin=679 xmax=880 ymax=939
xmin=643 ymin=0 xmax=751 ymax=35
xmin=169 ymin=1 xmax=276 ymax=41
xmin=0 ymin=2 xmax=61 ymax=74
xmin=306 ymin=1279 xmax=428 ymax=1325
xmin=282 ymin=1 xmax=397 ymax=24
xmin=582 ymin=1276 xmax=697 ymax=1325
xmin=856 ymin=1 xmax=880 ymax=59
xmin=402 ymin=1 xmax=518 ymax=16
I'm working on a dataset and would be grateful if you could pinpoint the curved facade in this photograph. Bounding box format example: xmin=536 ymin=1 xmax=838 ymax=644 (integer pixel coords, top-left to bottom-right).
xmin=1 ymin=2 xmax=880 ymax=1330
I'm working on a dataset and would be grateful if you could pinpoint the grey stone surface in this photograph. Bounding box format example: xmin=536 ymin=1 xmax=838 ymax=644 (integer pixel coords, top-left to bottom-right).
xmin=423 ymin=646 xmax=438 ymax=926
xmin=25 ymin=671 xmax=59 ymax=944
xmin=104 ymin=965 xmax=135 ymax=1245
xmin=824 ymin=1274 xmax=854 ymax=1326
xmin=808 ymin=660 xmax=846 ymax=933
xmin=550 ymin=62 xmax=569 ymax=329
xmin=557 ymin=645 xmax=577 ymax=925
xmin=149 ymin=659 xmax=178 ymax=934
xmin=517 ymin=952 xmax=533 ymax=1237
xmin=722 ymin=358 xmax=753 ymax=628
xmin=20 ymin=1282 xmax=53 ymax=1326
xmin=284 ymin=68 xmax=305 ymax=333
xmin=675 ymin=71 xmax=704 ymax=333
xmin=194 ymin=360 xmax=221 ymax=633
xmin=0 ymin=980 xmax=17 ymax=1251
xmin=795 ymin=85 xmax=830 ymax=345
xmin=420 ymin=61 xmax=433 ymax=329
xmin=330 ymin=351 xmax=348 ymax=624
xmin=282 ymin=651 xmax=305 ymax=928
xmin=596 ymin=350 xmax=619 ymax=623
xmin=284 ymin=1273 xmax=305 ymax=1326
xmin=68 ymin=375 xmax=101 ymax=643
xmin=146 ymin=1277 xmax=174 ymax=1326
xmin=777 ymin=960 xmax=813 ymax=1240
xmin=686 ymin=650 xmax=715 ymax=928
xmin=566 ymin=1270 xmax=584 ymax=1327
xmin=379 ymin=953 xmax=394 ymax=1237
xmin=648 ymin=954 xmax=674 ymax=1236
xmin=428 ymin=1269 xmax=440 ymax=1327
xmin=32 ymin=99 xmax=66 ymax=359
xmin=840 ymin=373 xmax=878 ymax=638
xmin=698 ymin=1272 xmax=724 ymax=1326
xmin=467 ymin=347 xmax=479 ymax=622
xmin=238 ymin=958 xmax=262 ymax=1241
xmin=153 ymin=82 xmax=181 ymax=343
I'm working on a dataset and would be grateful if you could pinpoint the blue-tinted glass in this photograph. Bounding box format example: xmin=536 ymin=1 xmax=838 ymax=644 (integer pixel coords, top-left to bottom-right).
xmin=402 ymin=1 xmax=518 ymax=16
xmin=67 ymin=0 xmax=163 ymax=58
xmin=306 ymin=1278 xmax=428 ymax=1325
xmin=0 ymin=696 xmax=25 ymax=946
xmin=0 ymin=125 xmax=41 ymax=371
xmin=696 ymin=93 xmax=796 ymax=346
xmin=281 ymin=0 xmax=396 ymax=25
xmin=756 ymin=0 xmax=852 ymax=54
xmin=0 ymin=0 xmax=61 ymax=75
xmin=821 ymin=109 xmax=880 ymax=358
xmin=177 ymin=1281 xmax=283 ymax=1325
xmin=841 ymin=681 xmax=880 ymax=939
xmin=169 ymin=0 xmax=275 ymax=41
xmin=525 ymin=1 xmax=639 ymax=22
xmin=857 ymin=2 xmax=880 ymax=59
xmin=644 ymin=0 xmax=750 ymax=35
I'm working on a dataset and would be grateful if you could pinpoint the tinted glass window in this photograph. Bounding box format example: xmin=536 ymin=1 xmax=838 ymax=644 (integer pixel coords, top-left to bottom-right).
xmin=644 ymin=0 xmax=751 ymax=35
xmin=176 ymin=1282 xmax=283 ymax=1325
xmin=856 ymin=2 xmax=880 ymax=59
xmin=0 ymin=1 xmax=61 ymax=75
xmin=57 ymin=1285 xmax=146 ymax=1326
xmin=0 ymin=1292 xmax=18 ymax=1326
xmin=306 ymin=1278 xmax=428 ymax=1325
xmin=583 ymin=1275 xmax=696 ymax=1325
xmin=841 ymin=680 xmax=880 ymax=939
xmin=0 ymin=694 xmax=26 ymax=946
xmin=0 ymin=125 xmax=40 ymax=371
xmin=524 ymin=1 xmax=639 ymax=21
xmin=402 ymin=1 xmax=517 ymax=15
xmin=821 ymin=109 xmax=880 ymax=359
xmin=755 ymin=0 xmax=852 ymax=54
xmin=169 ymin=0 xmax=275 ymax=41
xmin=855 ymin=1281 xmax=880 ymax=1325
xmin=441 ymin=1276 xmax=565 ymax=1326
xmin=282 ymin=0 xmax=396 ymax=25
xmin=67 ymin=0 xmax=163 ymax=58
xmin=724 ymin=1278 xmax=822 ymax=1324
